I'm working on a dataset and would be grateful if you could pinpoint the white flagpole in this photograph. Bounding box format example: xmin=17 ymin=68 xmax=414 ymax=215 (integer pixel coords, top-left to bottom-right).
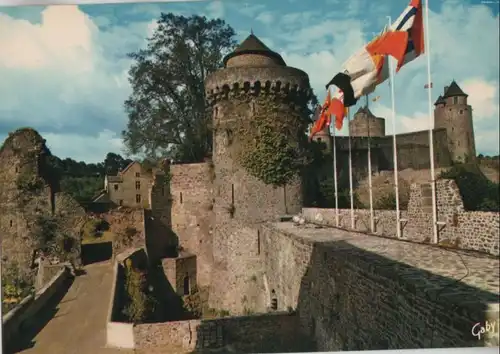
xmin=387 ymin=15 xmax=401 ymax=239
xmin=332 ymin=114 xmax=339 ymax=227
xmin=348 ymin=109 xmax=355 ymax=229
xmin=366 ymin=95 xmax=375 ymax=233
xmin=424 ymin=0 xmax=438 ymax=244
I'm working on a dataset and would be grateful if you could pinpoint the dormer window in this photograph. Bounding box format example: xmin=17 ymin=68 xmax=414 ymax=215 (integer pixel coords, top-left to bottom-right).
xmin=135 ymin=172 xmax=140 ymax=177
xmin=453 ymin=97 xmax=458 ymax=105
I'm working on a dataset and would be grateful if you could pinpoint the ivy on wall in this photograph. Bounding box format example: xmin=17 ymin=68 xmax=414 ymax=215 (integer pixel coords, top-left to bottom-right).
xmin=232 ymin=98 xmax=309 ymax=186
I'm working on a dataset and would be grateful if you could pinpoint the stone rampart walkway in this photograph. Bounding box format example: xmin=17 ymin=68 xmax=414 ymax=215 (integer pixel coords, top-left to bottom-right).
xmin=8 ymin=261 xmax=134 ymax=354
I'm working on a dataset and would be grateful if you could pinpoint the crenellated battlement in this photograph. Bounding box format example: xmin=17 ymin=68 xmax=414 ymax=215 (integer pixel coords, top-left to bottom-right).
xmin=205 ymin=67 xmax=311 ymax=105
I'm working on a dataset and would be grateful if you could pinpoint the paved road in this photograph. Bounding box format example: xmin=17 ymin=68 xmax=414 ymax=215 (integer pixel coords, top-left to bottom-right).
xmin=8 ymin=262 xmax=134 ymax=354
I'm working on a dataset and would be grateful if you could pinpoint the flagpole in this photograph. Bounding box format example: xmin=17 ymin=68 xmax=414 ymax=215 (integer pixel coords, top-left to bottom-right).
xmin=366 ymin=95 xmax=375 ymax=233
xmin=387 ymin=15 xmax=402 ymax=239
xmin=332 ymin=114 xmax=339 ymax=227
xmin=424 ymin=0 xmax=438 ymax=244
xmin=348 ymin=109 xmax=355 ymax=229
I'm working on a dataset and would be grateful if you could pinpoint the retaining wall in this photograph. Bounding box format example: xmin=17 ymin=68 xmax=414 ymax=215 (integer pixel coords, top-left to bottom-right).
xmin=133 ymin=311 xmax=304 ymax=353
xmin=2 ymin=265 xmax=69 ymax=346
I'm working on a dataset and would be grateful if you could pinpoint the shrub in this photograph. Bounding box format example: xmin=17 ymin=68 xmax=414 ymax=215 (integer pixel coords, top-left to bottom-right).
xmin=122 ymin=260 xmax=153 ymax=323
xmin=439 ymin=163 xmax=499 ymax=212
xmin=355 ymin=175 xmax=410 ymax=210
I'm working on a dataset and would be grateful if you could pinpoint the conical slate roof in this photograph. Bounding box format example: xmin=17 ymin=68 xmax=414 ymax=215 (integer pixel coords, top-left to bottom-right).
xmin=443 ymin=81 xmax=467 ymax=98
xmin=355 ymin=106 xmax=374 ymax=116
xmin=434 ymin=95 xmax=445 ymax=105
xmin=223 ymin=33 xmax=286 ymax=67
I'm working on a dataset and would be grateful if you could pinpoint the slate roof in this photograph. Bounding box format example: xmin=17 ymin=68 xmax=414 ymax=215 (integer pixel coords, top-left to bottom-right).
xmin=434 ymin=95 xmax=445 ymax=105
xmin=223 ymin=33 xmax=286 ymax=67
xmin=443 ymin=81 xmax=467 ymax=98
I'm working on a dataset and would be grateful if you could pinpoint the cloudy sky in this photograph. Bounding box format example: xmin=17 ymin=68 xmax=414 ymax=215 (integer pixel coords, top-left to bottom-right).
xmin=0 ymin=0 xmax=499 ymax=162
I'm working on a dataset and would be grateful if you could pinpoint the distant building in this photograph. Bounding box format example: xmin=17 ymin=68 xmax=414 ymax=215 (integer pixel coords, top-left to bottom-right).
xmin=93 ymin=161 xmax=159 ymax=208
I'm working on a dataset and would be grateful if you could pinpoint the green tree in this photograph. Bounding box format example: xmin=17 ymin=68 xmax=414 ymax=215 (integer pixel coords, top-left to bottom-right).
xmin=122 ymin=13 xmax=237 ymax=163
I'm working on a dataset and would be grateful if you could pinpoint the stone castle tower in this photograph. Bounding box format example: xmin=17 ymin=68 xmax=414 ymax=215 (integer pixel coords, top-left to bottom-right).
xmin=349 ymin=106 xmax=386 ymax=137
xmin=433 ymin=81 xmax=476 ymax=163
xmin=204 ymin=33 xmax=312 ymax=311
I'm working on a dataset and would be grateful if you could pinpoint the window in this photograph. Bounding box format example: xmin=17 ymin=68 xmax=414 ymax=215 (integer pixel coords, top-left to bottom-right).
xmin=119 ymin=200 xmax=123 ymax=206
xmin=135 ymin=172 xmax=140 ymax=177
xmin=453 ymin=97 xmax=458 ymax=104
xmin=161 ymin=187 xmax=165 ymax=196
xmin=10 ymin=220 xmax=13 ymax=227
xmin=180 ymin=192 xmax=183 ymax=204
xmin=257 ymin=230 xmax=260 ymax=255
xmin=114 ymin=184 xmax=118 ymax=191
xmin=135 ymin=181 xmax=141 ymax=190
xmin=136 ymin=194 xmax=141 ymax=203
xmin=183 ymin=274 xmax=190 ymax=295
xmin=460 ymin=109 xmax=463 ymax=114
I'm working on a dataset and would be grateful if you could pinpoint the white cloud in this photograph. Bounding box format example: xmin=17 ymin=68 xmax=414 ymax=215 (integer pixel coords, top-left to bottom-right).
xmin=206 ymin=0 xmax=224 ymax=19
xmin=255 ymin=11 xmax=273 ymax=25
xmin=43 ymin=129 xmax=126 ymax=163
xmin=461 ymin=79 xmax=499 ymax=120
xmin=0 ymin=5 xmax=153 ymax=161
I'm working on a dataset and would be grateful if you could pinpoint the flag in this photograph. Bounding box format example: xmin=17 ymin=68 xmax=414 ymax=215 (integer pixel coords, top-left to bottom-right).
xmin=327 ymin=87 xmax=349 ymax=131
xmin=424 ymin=82 xmax=433 ymax=88
xmin=325 ymin=26 xmax=390 ymax=107
xmin=372 ymin=95 xmax=381 ymax=102
xmin=367 ymin=0 xmax=425 ymax=72
xmin=309 ymin=91 xmax=332 ymax=138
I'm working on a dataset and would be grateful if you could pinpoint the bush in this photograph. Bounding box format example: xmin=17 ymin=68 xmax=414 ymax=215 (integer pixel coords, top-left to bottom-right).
xmin=439 ymin=163 xmax=499 ymax=212
xmin=122 ymin=259 xmax=153 ymax=323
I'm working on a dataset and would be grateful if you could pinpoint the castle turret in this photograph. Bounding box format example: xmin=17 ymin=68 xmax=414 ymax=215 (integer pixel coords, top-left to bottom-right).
xmin=349 ymin=106 xmax=386 ymax=137
xmin=434 ymin=81 xmax=476 ymax=163
xmin=205 ymin=33 xmax=311 ymax=312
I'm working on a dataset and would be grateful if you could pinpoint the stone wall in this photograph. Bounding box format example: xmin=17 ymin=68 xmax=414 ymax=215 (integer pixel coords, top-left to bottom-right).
xmin=302 ymin=179 xmax=499 ymax=256
xmin=260 ymin=222 xmax=499 ymax=350
xmin=332 ymin=128 xmax=451 ymax=183
xmin=133 ymin=311 xmax=306 ymax=353
xmin=98 ymin=208 xmax=146 ymax=258
xmin=170 ymin=162 xmax=213 ymax=288
xmin=2 ymin=265 xmax=70 ymax=347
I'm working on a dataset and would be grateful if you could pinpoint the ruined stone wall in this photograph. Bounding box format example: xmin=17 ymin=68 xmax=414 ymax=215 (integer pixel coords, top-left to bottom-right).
xmin=133 ymin=312 xmax=305 ymax=353
xmin=301 ymin=179 xmax=499 ymax=256
xmin=0 ymin=128 xmax=86 ymax=280
xmin=260 ymin=222 xmax=499 ymax=350
xmin=98 ymin=208 xmax=146 ymax=258
xmin=170 ymin=162 xmax=214 ymax=288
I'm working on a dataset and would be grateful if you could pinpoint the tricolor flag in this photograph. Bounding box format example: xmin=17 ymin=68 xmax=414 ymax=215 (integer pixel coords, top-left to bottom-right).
xmin=325 ymin=26 xmax=390 ymax=108
xmin=367 ymin=0 xmax=425 ymax=72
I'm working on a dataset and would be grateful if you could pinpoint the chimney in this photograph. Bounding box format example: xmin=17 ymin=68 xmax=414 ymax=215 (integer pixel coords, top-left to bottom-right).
xmin=444 ymin=86 xmax=449 ymax=95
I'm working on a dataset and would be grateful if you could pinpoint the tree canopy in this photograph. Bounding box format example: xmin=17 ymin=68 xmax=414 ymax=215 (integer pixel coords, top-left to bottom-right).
xmin=122 ymin=13 xmax=237 ymax=163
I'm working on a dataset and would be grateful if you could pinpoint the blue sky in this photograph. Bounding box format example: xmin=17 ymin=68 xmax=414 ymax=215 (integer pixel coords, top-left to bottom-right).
xmin=0 ymin=0 xmax=499 ymax=162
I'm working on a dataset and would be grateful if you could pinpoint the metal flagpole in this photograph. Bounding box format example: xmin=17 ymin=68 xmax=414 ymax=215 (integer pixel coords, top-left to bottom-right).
xmin=332 ymin=113 xmax=340 ymax=227
xmin=387 ymin=15 xmax=401 ymax=239
xmin=366 ymin=95 xmax=375 ymax=233
xmin=348 ymin=108 xmax=355 ymax=229
xmin=424 ymin=0 xmax=438 ymax=244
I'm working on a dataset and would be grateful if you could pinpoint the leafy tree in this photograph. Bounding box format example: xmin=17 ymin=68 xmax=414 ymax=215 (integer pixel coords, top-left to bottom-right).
xmin=122 ymin=13 xmax=237 ymax=163
xmin=104 ymin=152 xmax=132 ymax=175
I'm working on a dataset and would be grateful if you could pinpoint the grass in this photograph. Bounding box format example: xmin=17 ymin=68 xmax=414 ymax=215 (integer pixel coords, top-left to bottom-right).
xmin=82 ymin=230 xmax=115 ymax=245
